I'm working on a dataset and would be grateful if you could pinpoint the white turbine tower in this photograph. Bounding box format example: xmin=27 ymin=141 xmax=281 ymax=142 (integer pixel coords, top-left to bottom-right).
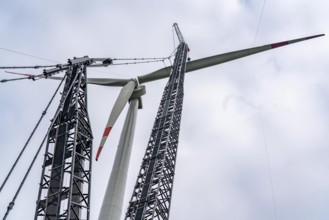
xmin=89 ymin=29 xmax=324 ymax=220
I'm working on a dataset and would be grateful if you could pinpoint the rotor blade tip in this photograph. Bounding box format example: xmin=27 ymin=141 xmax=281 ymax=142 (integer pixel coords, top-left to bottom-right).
xmin=305 ymin=34 xmax=325 ymax=40
xmin=96 ymin=127 xmax=112 ymax=161
xmin=95 ymin=146 xmax=103 ymax=161
xmin=271 ymin=34 xmax=325 ymax=49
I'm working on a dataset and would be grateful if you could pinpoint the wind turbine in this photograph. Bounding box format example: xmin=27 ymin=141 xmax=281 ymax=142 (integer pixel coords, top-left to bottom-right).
xmin=87 ymin=24 xmax=324 ymax=220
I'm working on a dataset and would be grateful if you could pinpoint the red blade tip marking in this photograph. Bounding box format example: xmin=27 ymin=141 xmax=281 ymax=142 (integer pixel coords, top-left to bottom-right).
xmin=95 ymin=146 xmax=103 ymax=161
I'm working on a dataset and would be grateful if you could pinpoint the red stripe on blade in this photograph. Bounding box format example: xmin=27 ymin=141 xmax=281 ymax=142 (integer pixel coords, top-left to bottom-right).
xmin=271 ymin=41 xmax=289 ymax=48
xmin=102 ymin=127 xmax=112 ymax=137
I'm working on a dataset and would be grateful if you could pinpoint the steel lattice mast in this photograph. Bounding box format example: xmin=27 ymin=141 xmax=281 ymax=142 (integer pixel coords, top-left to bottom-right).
xmin=125 ymin=23 xmax=188 ymax=220
xmin=35 ymin=59 xmax=94 ymax=220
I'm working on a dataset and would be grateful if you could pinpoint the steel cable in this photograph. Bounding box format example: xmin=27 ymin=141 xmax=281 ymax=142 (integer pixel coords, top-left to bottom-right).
xmin=249 ymin=1 xmax=278 ymax=219
xmin=2 ymin=72 xmax=70 ymax=219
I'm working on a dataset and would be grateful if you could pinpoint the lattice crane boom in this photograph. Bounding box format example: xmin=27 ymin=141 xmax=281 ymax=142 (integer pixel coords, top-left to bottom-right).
xmin=34 ymin=56 xmax=113 ymax=220
xmin=35 ymin=63 xmax=93 ymax=220
xmin=125 ymin=24 xmax=189 ymax=220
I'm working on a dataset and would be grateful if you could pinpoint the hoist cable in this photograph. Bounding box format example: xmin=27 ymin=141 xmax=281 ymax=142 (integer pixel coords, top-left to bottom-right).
xmin=252 ymin=0 xmax=267 ymax=46
xmin=2 ymin=72 xmax=72 ymax=219
xmin=249 ymin=1 xmax=278 ymax=219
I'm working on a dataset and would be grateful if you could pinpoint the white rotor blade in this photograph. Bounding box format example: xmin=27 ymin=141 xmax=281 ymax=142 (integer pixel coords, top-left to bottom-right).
xmin=49 ymin=76 xmax=128 ymax=87
xmin=138 ymin=34 xmax=324 ymax=84
xmin=87 ymin=77 xmax=129 ymax=87
xmin=96 ymin=80 xmax=136 ymax=161
xmin=49 ymin=34 xmax=324 ymax=88
xmin=98 ymin=98 xmax=139 ymax=220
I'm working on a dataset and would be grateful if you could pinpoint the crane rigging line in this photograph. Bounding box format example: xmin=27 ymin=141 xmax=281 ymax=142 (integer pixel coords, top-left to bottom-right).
xmin=1 ymin=76 xmax=32 ymax=83
xmin=113 ymin=57 xmax=168 ymax=61
xmin=5 ymin=70 xmax=36 ymax=76
xmin=0 ymin=64 xmax=59 ymax=69
xmin=0 ymin=56 xmax=174 ymax=81
xmin=0 ymin=46 xmax=178 ymax=83
xmin=0 ymin=70 xmax=63 ymax=83
xmin=111 ymin=52 xmax=176 ymax=65
xmin=0 ymin=46 xmax=60 ymax=63
xmin=88 ymin=50 xmax=176 ymax=78
xmin=0 ymin=43 xmax=178 ymax=83
xmin=251 ymin=80 xmax=279 ymax=220
xmin=252 ymin=0 xmax=267 ymax=46
xmin=111 ymin=59 xmax=168 ymax=66
xmin=0 ymin=73 xmax=66 ymax=194
xmin=2 ymin=70 xmax=82 ymax=219
xmin=249 ymin=1 xmax=279 ymax=219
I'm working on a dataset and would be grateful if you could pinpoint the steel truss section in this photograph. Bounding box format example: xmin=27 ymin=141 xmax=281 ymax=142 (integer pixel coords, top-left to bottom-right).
xmin=35 ymin=64 xmax=93 ymax=220
xmin=125 ymin=42 xmax=188 ymax=220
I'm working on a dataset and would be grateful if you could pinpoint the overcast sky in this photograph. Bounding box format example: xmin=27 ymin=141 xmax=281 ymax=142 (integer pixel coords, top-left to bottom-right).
xmin=0 ymin=0 xmax=329 ymax=219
